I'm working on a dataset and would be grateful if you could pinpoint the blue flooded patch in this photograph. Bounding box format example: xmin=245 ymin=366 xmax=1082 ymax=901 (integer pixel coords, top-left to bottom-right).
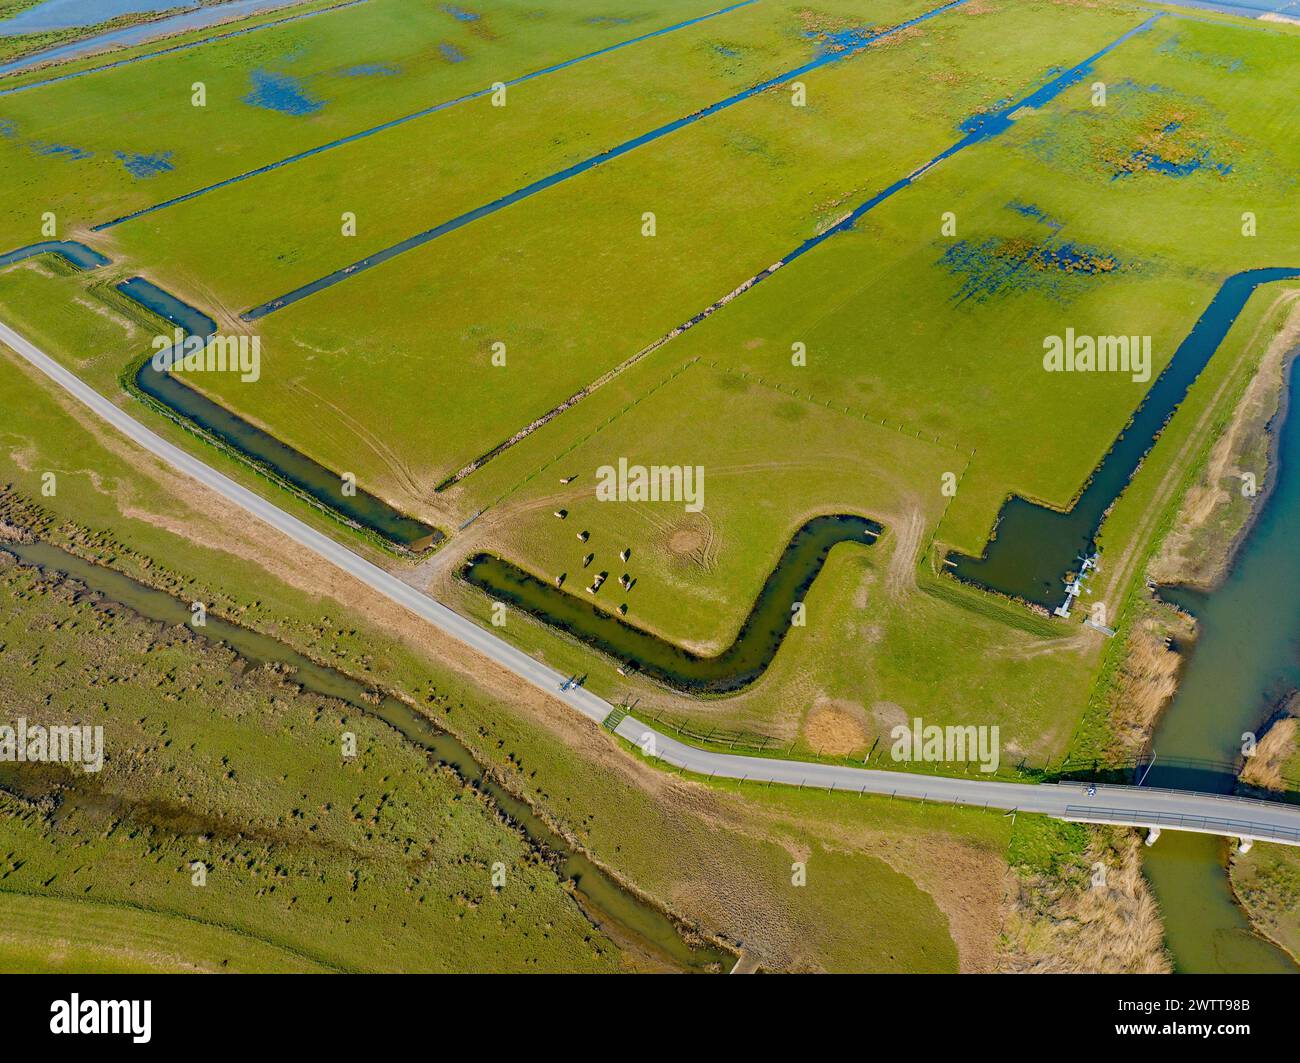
xmin=0 ymin=118 xmax=16 ymax=138
xmin=1117 ymin=146 xmax=1231 ymax=178
xmin=1113 ymin=116 xmax=1232 ymax=179
xmin=244 ymin=69 xmax=325 ymax=116
xmin=803 ymin=25 xmax=881 ymax=56
xmin=1022 ymin=75 xmax=1239 ymax=184
xmin=1157 ymin=33 xmax=1244 ymax=73
xmin=586 ymin=15 xmax=635 ymax=25
xmin=32 ymin=141 xmax=92 ymax=160
xmin=438 ymin=41 xmax=466 ymax=63
xmin=1006 ymin=200 xmax=1063 ymax=232
xmin=114 ymin=149 xmax=174 ymax=178
xmin=339 ymin=62 xmax=400 ymax=77
xmin=1111 ymin=111 xmax=1233 ymax=179
xmin=940 ymin=236 xmax=1121 ymax=304
xmin=441 ymin=4 xmax=479 ymax=21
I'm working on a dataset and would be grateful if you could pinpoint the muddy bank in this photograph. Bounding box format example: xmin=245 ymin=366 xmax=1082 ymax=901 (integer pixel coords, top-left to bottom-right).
xmin=1150 ymin=296 xmax=1300 ymax=592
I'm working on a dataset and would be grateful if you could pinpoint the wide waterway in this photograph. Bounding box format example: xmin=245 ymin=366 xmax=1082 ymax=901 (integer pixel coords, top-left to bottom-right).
xmin=1142 ymin=355 xmax=1300 ymax=973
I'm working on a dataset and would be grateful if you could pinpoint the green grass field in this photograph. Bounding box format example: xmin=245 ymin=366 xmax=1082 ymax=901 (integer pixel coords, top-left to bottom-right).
xmin=0 ymin=551 xmax=623 ymax=973
xmin=0 ymin=317 xmax=1035 ymax=972
xmin=1 ymin=0 xmax=1298 ymax=920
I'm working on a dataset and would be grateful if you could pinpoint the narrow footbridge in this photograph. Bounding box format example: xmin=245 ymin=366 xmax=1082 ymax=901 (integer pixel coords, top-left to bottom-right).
xmin=610 ymin=719 xmax=1300 ymax=851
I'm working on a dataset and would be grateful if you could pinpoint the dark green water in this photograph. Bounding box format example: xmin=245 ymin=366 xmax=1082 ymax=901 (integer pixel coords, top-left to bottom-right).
xmin=2 ymin=240 xmax=440 ymax=550
xmin=1141 ymin=356 xmax=1300 ymax=973
xmin=462 ymin=513 xmax=882 ymax=694
xmin=0 ymin=240 xmax=108 ymax=270
xmin=115 ymin=276 xmax=441 ymax=552
xmin=3 ymin=540 xmax=731 ymax=972
xmin=950 ymin=269 xmax=1300 ymax=609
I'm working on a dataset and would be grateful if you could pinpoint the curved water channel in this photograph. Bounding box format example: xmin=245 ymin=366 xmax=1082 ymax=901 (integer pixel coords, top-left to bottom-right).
xmin=1 ymin=539 xmax=733 ymax=972
xmin=461 ymin=514 xmax=882 ymax=695
xmin=1139 ymin=355 xmax=1300 ymax=974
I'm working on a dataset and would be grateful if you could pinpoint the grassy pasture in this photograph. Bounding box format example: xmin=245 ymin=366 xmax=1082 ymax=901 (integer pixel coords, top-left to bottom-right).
xmin=0 ymin=891 xmax=330 ymax=973
xmin=434 ymin=354 xmax=1097 ymax=758
xmin=657 ymin=10 xmax=1300 ymax=556
xmin=0 ymin=339 xmax=1022 ymax=972
xmin=427 ymin=3 xmax=1300 ymax=755
xmin=0 ymin=557 xmax=621 ymax=973
xmin=454 ymin=359 xmax=959 ymax=653
xmin=156 ymin=0 xmax=1147 ymax=514
xmin=0 ymin=0 xmax=732 ymax=251
xmin=3 ymin=0 xmax=1294 ymax=761
xmin=104 ymin=0 xmax=941 ymax=313
xmin=0 ymin=0 xmax=361 ymax=70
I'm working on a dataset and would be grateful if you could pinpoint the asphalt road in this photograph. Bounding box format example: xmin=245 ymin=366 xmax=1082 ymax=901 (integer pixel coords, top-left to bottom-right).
xmin=6 ymin=317 xmax=1300 ymax=848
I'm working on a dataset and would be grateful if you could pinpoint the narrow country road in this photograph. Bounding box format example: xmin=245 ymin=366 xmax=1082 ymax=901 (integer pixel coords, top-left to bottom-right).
xmin=5 ymin=317 xmax=1300 ymax=849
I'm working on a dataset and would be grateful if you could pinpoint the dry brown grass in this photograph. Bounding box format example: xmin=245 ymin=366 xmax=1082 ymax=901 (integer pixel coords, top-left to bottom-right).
xmin=1107 ymin=616 xmax=1187 ymax=760
xmin=999 ymin=829 xmax=1171 ymax=973
xmin=803 ymin=698 xmax=869 ymax=756
xmin=1240 ymin=715 xmax=1298 ymax=792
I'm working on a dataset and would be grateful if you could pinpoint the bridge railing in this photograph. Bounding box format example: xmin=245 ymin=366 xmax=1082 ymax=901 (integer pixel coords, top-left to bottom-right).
xmin=1064 ymin=804 xmax=1300 ymax=846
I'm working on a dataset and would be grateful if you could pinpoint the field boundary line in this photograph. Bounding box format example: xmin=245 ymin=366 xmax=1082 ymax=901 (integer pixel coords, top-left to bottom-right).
xmin=89 ymin=0 xmax=762 ymax=231
xmin=237 ymin=0 xmax=971 ymax=320
xmin=7 ymin=314 xmax=1300 ymax=850
xmin=439 ymin=12 xmax=1162 ymax=496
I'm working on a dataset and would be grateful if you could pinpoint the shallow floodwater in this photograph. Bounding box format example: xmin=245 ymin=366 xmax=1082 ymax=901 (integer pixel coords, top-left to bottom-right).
xmin=1142 ymin=357 xmax=1300 ymax=973
xmin=0 ymin=0 xmax=300 ymax=75
xmin=3 ymin=540 xmax=732 ymax=972
xmin=0 ymin=0 xmax=179 ymax=35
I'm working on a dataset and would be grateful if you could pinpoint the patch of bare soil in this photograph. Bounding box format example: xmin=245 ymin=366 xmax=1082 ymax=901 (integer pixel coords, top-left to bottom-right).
xmin=870 ymin=699 xmax=909 ymax=733
xmin=660 ymin=511 xmax=718 ymax=570
xmin=803 ymin=698 xmax=868 ymax=756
